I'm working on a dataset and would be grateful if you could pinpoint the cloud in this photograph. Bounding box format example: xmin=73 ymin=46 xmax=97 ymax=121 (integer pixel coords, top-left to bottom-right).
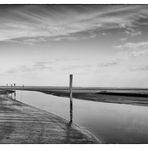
xmin=120 ymin=38 xmax=127 ymax=42
xmin=116 ymin=42 xmax=148 ymax=49
xmin=98 ymin=61 xmax=118 ymax=67
xmin=130 ymin=65 xmax=148 ymax=71
xmin=6 ymin=61 xmax=54 ymax=74
xmin=7 ymin=69 xmax=17 ymax=74
xmin=62 ymin=64 xmax=92 ymax=71
xmin=5 ymin=58 xmax=81 ymax=74
xmin=119 ymin=27 xmax=142 ymax=42
xmin=115 ymin=41 xmax=148 ymax=57
xmin=0 ymin=5 xmax=147 ymax=43
xmin=125 ymin=30 xmax=142 ymax=36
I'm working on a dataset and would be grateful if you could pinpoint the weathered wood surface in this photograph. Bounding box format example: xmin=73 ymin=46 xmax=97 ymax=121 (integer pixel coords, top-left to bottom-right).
xmin=0 ymin=94 xmax=100 ymax=144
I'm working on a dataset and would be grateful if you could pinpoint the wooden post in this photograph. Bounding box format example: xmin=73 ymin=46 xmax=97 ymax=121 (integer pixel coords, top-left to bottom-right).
xmin=69 ymin=74 xmax=73 ymax=123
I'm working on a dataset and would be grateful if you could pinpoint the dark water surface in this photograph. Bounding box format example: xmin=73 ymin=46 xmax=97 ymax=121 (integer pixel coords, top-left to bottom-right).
xmin=16 ymin=90 xmax=148 ymax=144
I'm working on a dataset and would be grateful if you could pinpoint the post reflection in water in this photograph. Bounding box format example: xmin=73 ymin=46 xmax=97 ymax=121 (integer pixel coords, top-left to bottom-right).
xmin=69 ymin=74 xmax=73 ymax=124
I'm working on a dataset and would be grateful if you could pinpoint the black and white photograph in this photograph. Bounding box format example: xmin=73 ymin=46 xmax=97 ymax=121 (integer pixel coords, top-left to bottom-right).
xmin=0 ymin=3 xmax=148 ymax=144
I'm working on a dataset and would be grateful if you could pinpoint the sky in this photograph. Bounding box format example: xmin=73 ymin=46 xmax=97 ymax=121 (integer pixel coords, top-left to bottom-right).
xmin=0 ymin=4 xmax=148 ymax=87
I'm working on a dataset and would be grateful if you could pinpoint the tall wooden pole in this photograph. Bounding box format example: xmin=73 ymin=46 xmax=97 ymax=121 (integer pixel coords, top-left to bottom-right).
xmin=69 ymin=74 xmax=73 ymax=123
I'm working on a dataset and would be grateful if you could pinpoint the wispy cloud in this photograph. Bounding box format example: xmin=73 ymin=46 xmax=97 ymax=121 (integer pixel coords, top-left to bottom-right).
xmin=62 ymin=64 xmax=92 ymax=71
xmin=125 ymin=30 xmax=142 ymax=36
xmin=130 ymin=65 xmax=148 ymax=71
xmin=116 ymin=42 xmax=148 ymax=49
xmin=6 ymin=61 xmax=54 ymax=74
xmin=116 ymin=41 xmax=148 ymax=57
xmin=0 ymin=5 xmax=148 ymax=43
xmin=5 ymin=58 xmax=81 ymax=74
xmin=98 ymin=61 xmax=118 ymax=67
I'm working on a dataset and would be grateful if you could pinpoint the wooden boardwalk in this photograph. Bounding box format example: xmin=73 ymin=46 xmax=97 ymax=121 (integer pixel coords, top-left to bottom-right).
xmin=0 ymin=94 xmax=100 ymax=144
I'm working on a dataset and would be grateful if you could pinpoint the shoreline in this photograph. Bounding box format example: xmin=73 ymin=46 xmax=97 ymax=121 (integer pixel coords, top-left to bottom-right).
xmin=0 ymin=93 xmax=101 ymax=144
xmin=40 ymin=90 xmax=148 ymax=107
xmin=1 ymin=86 xmax=148 ymax=106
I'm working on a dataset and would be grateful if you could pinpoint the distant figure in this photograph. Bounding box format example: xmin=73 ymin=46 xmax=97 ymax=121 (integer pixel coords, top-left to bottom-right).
xmin=14 ymin=83 xmax=16 ymax=86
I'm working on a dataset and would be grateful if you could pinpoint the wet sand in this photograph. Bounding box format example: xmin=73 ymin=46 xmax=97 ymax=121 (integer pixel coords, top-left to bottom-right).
xmin=0 ymin=94 xmax=100 ymax=144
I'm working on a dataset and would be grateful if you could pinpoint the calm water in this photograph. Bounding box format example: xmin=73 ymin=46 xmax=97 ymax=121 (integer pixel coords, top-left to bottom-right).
xmin=16 ymin=90 xmax=148 ymax=144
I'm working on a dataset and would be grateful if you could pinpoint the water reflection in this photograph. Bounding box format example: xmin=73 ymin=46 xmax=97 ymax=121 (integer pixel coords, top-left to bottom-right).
xmin=64 ymin=122 xmax=73 ymax=143
xmin=16 ymin=90 xmax=148 ymax=144
xmin=7 ymin=91 xmax=16 ymax=100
